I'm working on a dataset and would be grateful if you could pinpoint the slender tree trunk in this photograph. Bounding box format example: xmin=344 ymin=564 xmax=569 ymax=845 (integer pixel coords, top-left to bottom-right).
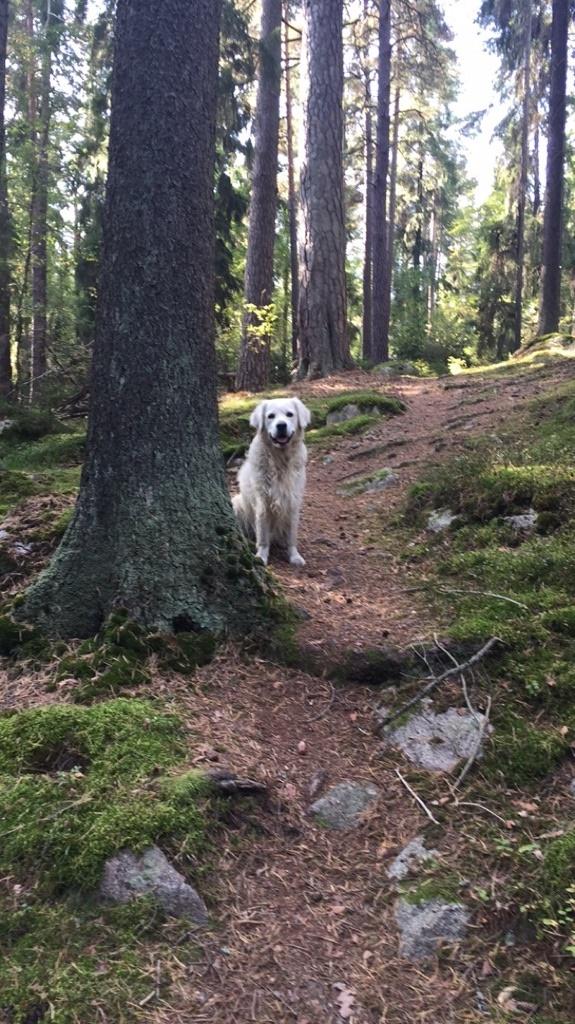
xmin=427 ymin=196 xmax=438 ymax=326
xmin=284 ymin=14 xmax=299 ymax=364
xmin=538 ymin=0 xmax=569 ymax=335
xmin=298 ymin=0 xmax=351 ymax=378
xmin=30 ymin=33 xmax=51 ymax=399
xmin=21 ymin=0 xmax=269 ymax=640
xmin=371 ymin=0 xmax=391 ymax=363
xmin=362 ymin=0 xmax=373 ymax=363
xmin=235 ymin=0 xmax=282 ymax=391
xmin=511 ymin=0 xmax=532 ymax=353
xmin=0 ymin=0 xmax=11 ymax=395
xmin=382 ymin=75 xmax=400 ymax=351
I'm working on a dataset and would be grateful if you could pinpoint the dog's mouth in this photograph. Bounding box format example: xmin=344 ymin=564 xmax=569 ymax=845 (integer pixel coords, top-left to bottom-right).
xmin=271 ymin=435 xmax=291 ymax=447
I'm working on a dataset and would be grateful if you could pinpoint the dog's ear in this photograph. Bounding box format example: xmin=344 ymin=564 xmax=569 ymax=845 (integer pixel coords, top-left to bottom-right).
xmin=249 ymin=401 xmax=266 ymax=430
xmin=293 ymin=397 xmax=311 ymax=430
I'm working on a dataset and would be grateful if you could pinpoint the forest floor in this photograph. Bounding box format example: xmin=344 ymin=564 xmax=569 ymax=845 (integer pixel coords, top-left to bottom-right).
xmin=2 ymin=353 xmax=575 ymax=1023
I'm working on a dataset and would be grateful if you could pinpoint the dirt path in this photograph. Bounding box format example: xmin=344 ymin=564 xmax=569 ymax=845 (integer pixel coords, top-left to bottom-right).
xmin=147 ymin=360 xmax=575 ymax=1024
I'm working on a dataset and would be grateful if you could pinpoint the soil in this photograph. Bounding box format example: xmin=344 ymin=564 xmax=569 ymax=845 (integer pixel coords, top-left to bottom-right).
xmin=3 ymin=359 xmax=575 ymax=1023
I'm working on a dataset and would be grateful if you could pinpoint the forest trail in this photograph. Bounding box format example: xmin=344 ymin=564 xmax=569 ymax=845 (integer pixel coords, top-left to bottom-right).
xmin=147 ymin=357 xmax=575 ymax=1024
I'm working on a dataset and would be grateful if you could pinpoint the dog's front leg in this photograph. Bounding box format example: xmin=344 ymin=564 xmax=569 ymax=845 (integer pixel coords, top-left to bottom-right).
xmin=255 ymin=504 xmax=271 ymax=565
xmin=287 ymin=509 xmax=305 ymax=567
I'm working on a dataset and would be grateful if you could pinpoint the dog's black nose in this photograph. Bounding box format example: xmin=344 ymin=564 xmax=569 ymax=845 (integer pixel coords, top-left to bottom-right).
xmin=275 ymin=422 xmax=287 ymax=437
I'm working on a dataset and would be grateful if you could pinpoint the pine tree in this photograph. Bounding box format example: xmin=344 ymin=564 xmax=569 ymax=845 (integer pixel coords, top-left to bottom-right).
xmin=0 ymin=0 xmax=11 ymax=394
xmin=20 ymin=0 xmax=269 ymax=639
xmin=371 ymin=0 xmax=391 ymax=364
xmin=297 ymin=0 xmax=351 ymax=378
xmin=235 ymin=0 xmax=282 ymax=391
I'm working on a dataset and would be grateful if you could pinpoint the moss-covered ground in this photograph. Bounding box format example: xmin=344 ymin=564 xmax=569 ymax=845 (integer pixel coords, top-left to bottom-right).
xmin=388 ymin=375 xmax=575 ymax=960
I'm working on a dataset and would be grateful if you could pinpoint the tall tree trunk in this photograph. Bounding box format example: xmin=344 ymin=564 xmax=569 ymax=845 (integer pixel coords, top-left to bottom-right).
xmin=538 ymin=0 xmax=569 ymax=335
xmin=284 ymin=13 xmax=299 ymax=364
xmin=371 ymin=0 xmax=391 ymax=363
xmin=361 ymin=0 xmax=373 ymax=363
xmin=30 ymin=32 xmax=50 ymax=400
xmin=235 ymin=0 xmax=282 ymax=392
xmin=511 ymin=0 xmax=532 ymax=353
xmin=297 ymin=0 xmax=350 ymax=378
xmin=0 ymin=0 xmax=11 ymax=395
xmin=21 ymin=0 xmax=269 ymax=640
xmin=382 ymin=75 xmax=400 ymax=352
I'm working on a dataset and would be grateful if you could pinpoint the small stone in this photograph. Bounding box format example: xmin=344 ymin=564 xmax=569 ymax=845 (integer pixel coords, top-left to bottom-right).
xmin=503 ymin=509 xmax=538 ymax=531
xmin=384 ymin=702 xmax=492 ymax=773
xmin=427 ymin=509 xmax=458 ymax=533
xmin=569 ymin=778 xmax=575 ymax=798
xmin=387 ymin=836 xmax=439 ymax=881
xmin=309 ymin=781 xmax=379 ymax=830
xmin=100 ymin=846 xmax=208 ymax=923
xmin=0 ymin=529 xmax=9 ymax=541
xmin=395 ymin=898 xmax=469 ymax=960
xmin=322 ymin=455 xmax=335 ymax=465
xmin=0 ymin=419 xmax=15 ymax=434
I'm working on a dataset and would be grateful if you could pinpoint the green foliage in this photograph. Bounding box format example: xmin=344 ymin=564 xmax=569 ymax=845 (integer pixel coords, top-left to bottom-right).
xmin=307 ymin=413 xmax=379 ymax=445
xmin=0 ymin=698 xmax=210 ymax=891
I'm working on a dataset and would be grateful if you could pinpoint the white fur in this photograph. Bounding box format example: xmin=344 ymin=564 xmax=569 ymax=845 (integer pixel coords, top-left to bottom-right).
xmin=232 ymin=397 xmax=311 ymax=567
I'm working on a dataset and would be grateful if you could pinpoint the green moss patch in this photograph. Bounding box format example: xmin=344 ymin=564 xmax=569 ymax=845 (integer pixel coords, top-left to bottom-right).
xmin=307 ymin=413 xmax=379 ymax=445
xmin=0 ymin=698 xmax=211 ymax=892
xmin=483 ymin=712 xmax=569 ymax=786
xmin=322 ymin=391 xmax=405 ymax=418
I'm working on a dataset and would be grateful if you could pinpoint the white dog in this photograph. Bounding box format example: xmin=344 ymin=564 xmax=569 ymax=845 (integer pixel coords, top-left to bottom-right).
xmin=232 ymin=397 xmax=311 ymax=567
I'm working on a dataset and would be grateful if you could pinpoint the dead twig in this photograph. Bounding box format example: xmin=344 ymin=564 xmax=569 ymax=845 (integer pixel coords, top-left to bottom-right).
xmin=452 ymin=695 xmax=492 ymax=790
xmin=395 ymin=768 xmax=440 ymax=825
xmin=376 ymin=636 xmax=500 ymax=732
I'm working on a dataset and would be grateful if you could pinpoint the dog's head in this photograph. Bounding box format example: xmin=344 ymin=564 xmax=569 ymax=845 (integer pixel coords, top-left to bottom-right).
xmin=249 ymin=397 xmax=311 ymax=449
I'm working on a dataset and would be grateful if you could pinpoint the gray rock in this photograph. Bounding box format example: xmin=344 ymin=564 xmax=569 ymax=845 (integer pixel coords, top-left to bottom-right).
xmin=395 ymin=898 xmax=470 ymax=960
xmin=569 ymin=778 xmax=575 ymax=798
xmin=0 ymin=418 xmax=14 ymax=434
xmin=322 ymin=455 xmax=335 ymax=465
xmin=326 ymin=403 xmax=361 ymax=425
xmin=503 ymin=508 xmax=538 ymax=531
xmin=339 ymin=469 xmax=397 ymax=497
xmin=387 ymin=836 xmax=439 ymax=881
xmin=427 ymin=508 xmax=458 ymax=533
xmin=384 ymin=701 xmax=492 ymax=773
xmin=100 ymin=846 xmax=208 ymax=923
xmin=0 ymin=529 xmax=9 ymax=542
xmin=309 ymin=780 xmax=379 ymax=829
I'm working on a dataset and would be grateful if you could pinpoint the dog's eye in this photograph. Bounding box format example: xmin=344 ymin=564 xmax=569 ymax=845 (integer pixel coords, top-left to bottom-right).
xmin=286 ymin=412 xmax=294 ymax=418
xmin=267 ymin=412 xmax=275 ymax=420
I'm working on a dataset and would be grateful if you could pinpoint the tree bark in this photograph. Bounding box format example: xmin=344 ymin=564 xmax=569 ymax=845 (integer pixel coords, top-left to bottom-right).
xmin=511 ymin=0 xmax=532 ymax=353
xmin=235 ymin=0 xmax=282 ymax=391
xmin=30 ymin=12 xmax=52 ymax=397
xmin=371 ymin=0 xmax=391 ymax=363
xmin=382 ymin=75 xmax=400 ymax=353
xmin=297 ymin=0 xmax=351 ymax=378
xmin=538 ymin=0 xmax=569 ymax=335
xmin=284 ymin=14 xmax=299 ymax=364
xmin=361 ymin=0 xmax=373 ymax=363
xmin=0 ymin=0 xmax=11 ymax=395
xmin=21 ymin=0 xmax=269 ymax=640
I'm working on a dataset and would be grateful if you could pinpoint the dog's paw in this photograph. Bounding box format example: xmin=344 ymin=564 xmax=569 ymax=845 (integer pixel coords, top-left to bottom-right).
xmin=289 ymin=550 xmax=306 ymax=568
xmin=256 ymin=547 xmax=269 ymax=565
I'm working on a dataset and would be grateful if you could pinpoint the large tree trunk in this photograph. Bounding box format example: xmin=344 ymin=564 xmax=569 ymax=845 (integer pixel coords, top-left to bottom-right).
xmin=21 ymin=0 xmax=269 ymax=640
xmin=30 ymin=18 xmax=52 ymax=397
xmin=371 ymin=0 xmax=391 ymax=363
xmin=511 ymin=0 xmax=532 ymax=353
xmin=297 ymin=0 xmax=351 ymax=378
xmin=0 ymin=0 xmax=11 ymax=395
xmin=284 ymin=14 xmax=299 ymax=364
xmin=538 ymin=0 xmax=569 ymax=335
xmin=382 ymin=75 xmax=400 ymax=354
xmin=235 ymin=0 xmax=282 ymax=392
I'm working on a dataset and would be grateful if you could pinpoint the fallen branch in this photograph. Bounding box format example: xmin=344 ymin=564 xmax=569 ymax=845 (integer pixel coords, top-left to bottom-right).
xmin=375 ymin=636 xmax=500 ymax=732
xmin=453 ymin=695 xmax=492 ymax=790
xmin=395 ymin=768 xmax=439 ymax=825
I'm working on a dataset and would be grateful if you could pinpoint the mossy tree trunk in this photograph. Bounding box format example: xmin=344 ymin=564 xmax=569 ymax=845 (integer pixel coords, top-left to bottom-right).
xmin=371 ymin=0 xmax=391 ymax=364
xmin=235 ymin=0 xmax=282 ymax=392
xmin=21 ymin=0 xmax=270 ymax=639
xmin=0 ymin=0 xmax=11 ymax=396
xmin=297 ymin=0 xmax=351 ymax=379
